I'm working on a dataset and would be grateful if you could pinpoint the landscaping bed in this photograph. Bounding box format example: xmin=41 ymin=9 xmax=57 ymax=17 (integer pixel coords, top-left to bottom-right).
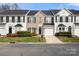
xmin=58 ymin=36 xmax=79 ymax=42
xmin=0 ymin=36 xmax=46 ymax=43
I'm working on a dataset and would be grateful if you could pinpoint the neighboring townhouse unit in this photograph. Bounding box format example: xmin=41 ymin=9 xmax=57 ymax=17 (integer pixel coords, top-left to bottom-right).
xmin=26 ymin=10 xmax=53 ymax=35
xmin=0 ymin=10 xmax=29 ymax=35
xmin=0 ymin=8 xmax=79 ymax=37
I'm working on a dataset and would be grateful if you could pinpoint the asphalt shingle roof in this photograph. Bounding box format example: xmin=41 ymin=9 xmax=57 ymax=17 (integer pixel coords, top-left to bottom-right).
xmin=51 ymin=10 xmax=60 ymax=14
xmin=69 ymin=9 xmax=79 ymax=15
xmin=42 ymin=10 xmax=53 ymax=15
xmin=27 ymin=10 xmax=38 ymax=16
xmin=0 ymin=10 xmax=29 ymax=15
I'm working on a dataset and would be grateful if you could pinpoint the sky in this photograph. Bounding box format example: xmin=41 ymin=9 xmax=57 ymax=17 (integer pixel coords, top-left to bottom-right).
xmin=1 ymin=3 xmax=79 ymax=10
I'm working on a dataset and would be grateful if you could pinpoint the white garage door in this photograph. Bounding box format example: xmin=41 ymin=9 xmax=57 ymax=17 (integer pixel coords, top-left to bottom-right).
xmin=0 ymin=25 xmax=5 ymax=35
xmin=0 ymin=28 xmax=5 ymax=34
xmin=74 ymin=29 xmax=79 ymax=37
xmin=74 ymin=25 xmax=79 ymax=37
xmin=44 ymin=28 xmax=54 ymax=36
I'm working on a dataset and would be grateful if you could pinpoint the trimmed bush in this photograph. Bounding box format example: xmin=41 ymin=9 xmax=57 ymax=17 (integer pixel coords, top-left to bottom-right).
xmin=16 ymin=31 xmax=32 ymax=37
xmin=31 ymin=32 xmax=37 ymax=36
xmin=55 ymin=32 xmax=72 ymax=37
xmin=7 ymin=33 xmax=17 ymax=37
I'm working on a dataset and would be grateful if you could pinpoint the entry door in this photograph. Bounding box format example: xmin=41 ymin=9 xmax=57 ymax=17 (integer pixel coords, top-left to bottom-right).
xmin=68 ymin=26 xmax=71 ymax=33
xmin=39 ymin=27 xmax=41 ymax=34
xmin=9 ymin=27 xmax=12 ymax=34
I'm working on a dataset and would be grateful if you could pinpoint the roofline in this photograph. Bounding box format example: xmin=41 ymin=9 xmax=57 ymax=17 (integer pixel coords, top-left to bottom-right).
xmin=54 ymin=8 xmax=74 ymax=16
xmin=41 ymin=10 xmax=54 ymax=16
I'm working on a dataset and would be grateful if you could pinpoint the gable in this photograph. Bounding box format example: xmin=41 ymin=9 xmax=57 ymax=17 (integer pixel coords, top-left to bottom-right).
xmin=34 ymin=11 xmax=46 ymax=17
xmin=56 ymin=9 xmax=72 ymax=16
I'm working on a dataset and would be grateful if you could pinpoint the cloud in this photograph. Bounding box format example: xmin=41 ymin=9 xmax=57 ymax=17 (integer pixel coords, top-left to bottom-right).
xmin=68 ymin=3 xmax=79 ymax=7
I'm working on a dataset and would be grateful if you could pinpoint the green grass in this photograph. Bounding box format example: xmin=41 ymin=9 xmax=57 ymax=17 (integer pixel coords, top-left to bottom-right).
xmin=0 ymin=37 xmax=46 ymax=42
xmin=58 ymin=36 xmax=79 ymax=42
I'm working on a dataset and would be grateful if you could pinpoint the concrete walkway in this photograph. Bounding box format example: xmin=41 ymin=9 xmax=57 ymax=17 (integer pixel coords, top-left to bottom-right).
xmin=45 ymin=36 xmax=63 ymax=44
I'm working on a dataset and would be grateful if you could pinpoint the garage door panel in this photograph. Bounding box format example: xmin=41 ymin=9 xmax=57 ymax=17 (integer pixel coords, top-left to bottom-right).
xmin=0 ymin=28 xmax=5 ymax=35
xmin=44 ymin=28 xmax=53 ymax=36
xmin=74 ymin=29 xmax=79 ymax=37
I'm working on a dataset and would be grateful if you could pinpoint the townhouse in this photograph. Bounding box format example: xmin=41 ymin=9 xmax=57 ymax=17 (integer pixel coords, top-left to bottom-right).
xmin=0 ymin=8 xmax=79 ymax=37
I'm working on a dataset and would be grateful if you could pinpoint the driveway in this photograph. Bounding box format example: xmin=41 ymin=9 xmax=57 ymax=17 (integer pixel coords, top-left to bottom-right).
xmin=45 ymin=36 xmax=63 ymax=44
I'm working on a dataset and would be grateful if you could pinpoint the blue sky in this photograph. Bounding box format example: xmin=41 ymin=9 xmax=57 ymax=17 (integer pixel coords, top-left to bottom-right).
xmin=1 ymin=3 xmax=79 ymax=10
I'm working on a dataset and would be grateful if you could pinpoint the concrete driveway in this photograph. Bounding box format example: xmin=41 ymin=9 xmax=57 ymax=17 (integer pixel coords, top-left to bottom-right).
xmin=45 ymin=36 xmax=63 ymax=44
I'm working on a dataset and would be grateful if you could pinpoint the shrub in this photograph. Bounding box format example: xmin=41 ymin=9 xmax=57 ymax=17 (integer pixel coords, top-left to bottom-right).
xmin=55 ymin=32 xmax=72 ymax=37
xmin=55 ymin=33 xmax=59 ymax=36
xmin=16 ymin=31 xmax=32 ymax=37
xmin=31 ymin=32 xmax=37 ymax=36
xmin=7 ymin=33 xmax=17 ymax=37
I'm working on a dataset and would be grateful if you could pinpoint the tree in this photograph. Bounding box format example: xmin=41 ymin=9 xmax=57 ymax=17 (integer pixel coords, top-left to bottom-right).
xmin=11 ymin=3 xmax=19 ymax=10
xmin=0 ymin=4 xmax=10 ymax=10
xmin=0 ymin=3 xmax=19 ymax=10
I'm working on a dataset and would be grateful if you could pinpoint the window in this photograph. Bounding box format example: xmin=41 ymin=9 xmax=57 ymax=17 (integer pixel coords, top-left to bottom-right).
xmin=32 ymin=28 xmax=36 ymax=33
xmin=17 ymin=16 xmax=21 ymax=22
xmin=12 ymin=16 xmax=15 ymax=23
xmin=59 ymin=28 xmax=61 ymax=31
xmin=44 ymin=17 xmax=51 ymax=23
xmin=44 ymin=17 xmax=46 ymax=23
xmin=27 ymin=17 xmax=31 ymax=23
xmin=60 ymin=17 xmax=63 ymax=22
xmin=27 ymin=28 xmax=31 ymax=32
xmin=0 ymin=16 xmax=3 ymax=23
xmin=62 ymin=28 xmax=65 ymax=30
xmin=23 ymin=16 xmax=25 ymax=22
xmin=65 ymin=17 xmax=68 ymax=22
xmin=59 ymin=27 xmax=65 ymax=32
xmin=33 ymin=17 xmax=36 ymax=23
xmin=6 ymin=16 xmax=9 ymax=23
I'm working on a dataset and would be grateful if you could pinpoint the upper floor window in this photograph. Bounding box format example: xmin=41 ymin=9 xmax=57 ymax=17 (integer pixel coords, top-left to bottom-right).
xmin=39 ymin=17 xmax=42 ymax=23
xmin=27 ymin=17 xmax=31 ymax=23
xmin=6 ymin=16 xmax=9 ymax=23
xmin=44 ymin=17 xmax=51 ymax=23
xmin=65 ymin=16 xmax=68 ymax=22
xmin=32 ymin=17 xmax=36 ymax=23
xmin=12 ymin=16 xmax=15 ymax=23
xmin=0 ymin=16 xmax=3 ymax=23
xmin=17 ymin=16 xmax=21 ymax=22
xmin=52 ymin=17 xmax=54 ymax=23
xmin=23 ymin=16 xmax=25 ymax=22
xmin=60 ymin=17 xmax=63 ymax=22
xmin=71 ymin=16 xmax=73 ymax=22
xmin=44 ymin=17 xmax=48 ymax=23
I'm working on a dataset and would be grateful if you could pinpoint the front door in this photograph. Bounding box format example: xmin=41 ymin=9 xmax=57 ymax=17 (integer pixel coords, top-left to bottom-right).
xmin=39 ymin=27 xmax=41 ymax=34
xmin=68 ymin=26 xmax=71 ymax=33
xmin=9 ymin=27 xmax=12 ymax=34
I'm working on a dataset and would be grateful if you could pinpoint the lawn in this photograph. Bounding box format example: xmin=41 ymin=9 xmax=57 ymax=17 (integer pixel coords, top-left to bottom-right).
xmin=0 ymin=36 xmax=46 ymax=42
xmin=58 ymin=36 xmax=79 ymax=42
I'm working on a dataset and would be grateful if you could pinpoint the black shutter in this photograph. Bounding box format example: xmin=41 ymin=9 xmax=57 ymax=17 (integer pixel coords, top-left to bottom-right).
xmin=52 ymin=17 xmax=54 ymax=23
xmin=74 ymin=16 xmax=76 ymax=23
xmin=71 ymin=16 xmax=73 ymax=22
xmin=55 ymin=16 xmax=57 ymax=22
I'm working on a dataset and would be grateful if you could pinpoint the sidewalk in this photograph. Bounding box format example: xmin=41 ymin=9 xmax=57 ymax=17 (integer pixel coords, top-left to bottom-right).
xmin=45 ymin=36 xmax=63 ymax=44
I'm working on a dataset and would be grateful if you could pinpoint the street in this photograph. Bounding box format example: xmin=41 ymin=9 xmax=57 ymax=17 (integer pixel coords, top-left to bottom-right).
xmin=0 ymin=43 xmax=79 ymax=56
